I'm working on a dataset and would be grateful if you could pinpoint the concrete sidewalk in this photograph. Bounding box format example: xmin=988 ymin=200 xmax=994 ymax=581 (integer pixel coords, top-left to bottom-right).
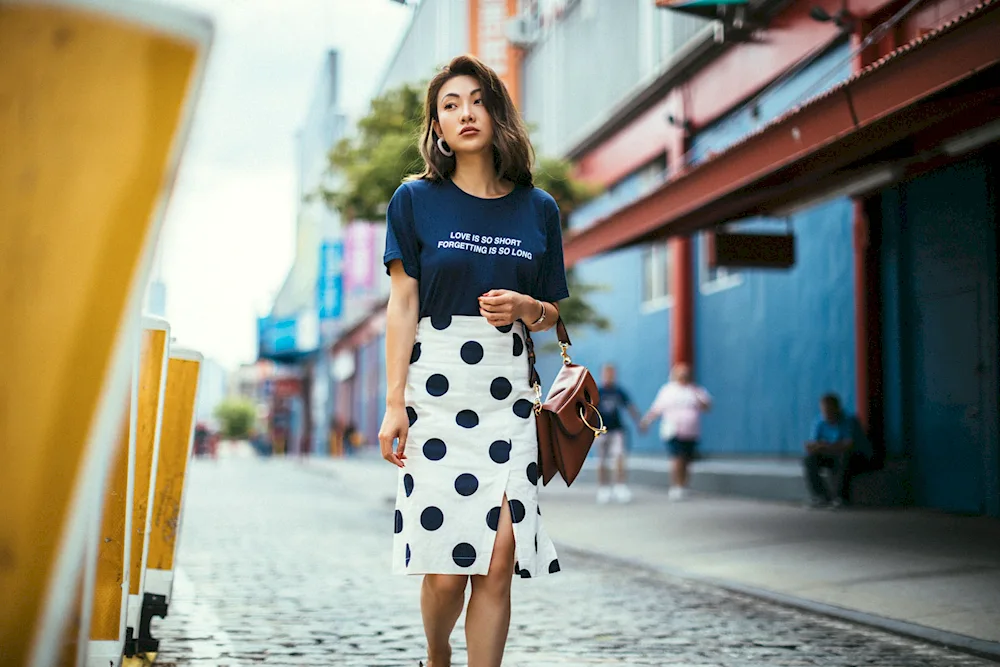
xmin=302 ymin=454 xmax=1000 ymax=659
xmin=539 ymin=478 xmax=1000 ymax=656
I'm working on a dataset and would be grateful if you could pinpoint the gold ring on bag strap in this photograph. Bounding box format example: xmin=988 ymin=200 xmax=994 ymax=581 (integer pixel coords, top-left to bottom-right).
xmin=579 ymin=402 xmax=607 ymax=437
xmin=533 ymin=382 xmax=543 ymax=415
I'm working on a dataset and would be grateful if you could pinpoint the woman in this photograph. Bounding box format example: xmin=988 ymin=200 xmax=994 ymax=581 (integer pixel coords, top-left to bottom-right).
xmin=640 ymin=363 xmax=712 ymax=501
xmin=378 ymin=55 xmax=568 ymax=667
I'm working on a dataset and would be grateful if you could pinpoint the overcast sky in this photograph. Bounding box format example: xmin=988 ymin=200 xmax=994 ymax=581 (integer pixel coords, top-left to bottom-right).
xmin=154 ymin=0 xmax=412 ymax=370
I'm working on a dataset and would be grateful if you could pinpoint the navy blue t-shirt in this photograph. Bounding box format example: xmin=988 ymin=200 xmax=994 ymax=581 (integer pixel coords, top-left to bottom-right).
xmin=382 ymin=178 xmax=570 ymax=320
xmin=598 ymin=385 xmax=633 ymax=432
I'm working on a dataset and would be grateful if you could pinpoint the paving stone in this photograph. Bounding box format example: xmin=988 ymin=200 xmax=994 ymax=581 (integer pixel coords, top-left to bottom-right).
xmin=154 ymin=458 xmax=997 ymax=667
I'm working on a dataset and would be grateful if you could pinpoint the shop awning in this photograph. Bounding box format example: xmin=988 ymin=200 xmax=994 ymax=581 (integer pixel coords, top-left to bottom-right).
xmin=565 ymin=0 xmax=1000 ymax=267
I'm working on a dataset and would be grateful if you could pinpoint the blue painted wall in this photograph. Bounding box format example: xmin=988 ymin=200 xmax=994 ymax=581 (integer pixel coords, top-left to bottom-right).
xmin=694 ymin=203 xmax=856 ymax=456
xmin=684 ymin=39 xmax=856 ymax=456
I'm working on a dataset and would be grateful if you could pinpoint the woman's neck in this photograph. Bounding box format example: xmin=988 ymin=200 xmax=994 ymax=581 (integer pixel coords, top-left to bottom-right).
xmin=452 ymin=150 xmax=510 ymax=198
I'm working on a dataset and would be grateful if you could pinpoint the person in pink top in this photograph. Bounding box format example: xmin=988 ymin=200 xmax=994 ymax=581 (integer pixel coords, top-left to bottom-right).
xmin=639 ymin=363 xmax=712 ymax=501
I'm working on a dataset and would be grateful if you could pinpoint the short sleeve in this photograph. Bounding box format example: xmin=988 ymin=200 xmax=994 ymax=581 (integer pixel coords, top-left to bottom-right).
xmin=811 ymin=418 xmax=823 ymax=442
xmin=534 ymin=198 xmax=570 ymax=302
xmin=383 ymin=183 xmax=420 ymax=279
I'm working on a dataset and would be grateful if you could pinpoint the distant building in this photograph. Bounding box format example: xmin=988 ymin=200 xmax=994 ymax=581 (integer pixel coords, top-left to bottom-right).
xmin=258 ymin=50 xmax=350 ymax=455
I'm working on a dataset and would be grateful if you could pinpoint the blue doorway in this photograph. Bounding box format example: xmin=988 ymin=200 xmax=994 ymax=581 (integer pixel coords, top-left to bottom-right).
xmin=891 ymin=156 xmax=998 ymax=515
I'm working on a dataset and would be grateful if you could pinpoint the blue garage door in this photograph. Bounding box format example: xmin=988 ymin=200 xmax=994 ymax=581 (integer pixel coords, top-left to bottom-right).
xmin=900 ymin=158 xmax=995 ymax=514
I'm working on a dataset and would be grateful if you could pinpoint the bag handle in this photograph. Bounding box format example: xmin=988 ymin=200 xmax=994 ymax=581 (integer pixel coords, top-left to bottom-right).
xmin=524 ymin=314 xmax=572 ymax=390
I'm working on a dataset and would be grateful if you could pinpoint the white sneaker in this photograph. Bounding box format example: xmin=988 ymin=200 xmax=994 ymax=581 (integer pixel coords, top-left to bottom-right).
xmin=612 ymin=484 xmax=632 ymax=504
xmin=596 ymin=486 xmax=613 ymax=504
xmin=667 ymin=486 xmax=685 ymax=502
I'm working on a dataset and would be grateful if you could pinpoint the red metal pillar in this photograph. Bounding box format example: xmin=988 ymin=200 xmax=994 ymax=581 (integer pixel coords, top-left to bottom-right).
xmin=671 ymin=236 xmax=694 ymax=369
xmin=668 ymin=96 xmax=695 ymax=372
xmin=850 ymin=18 xmax=884 ymax=429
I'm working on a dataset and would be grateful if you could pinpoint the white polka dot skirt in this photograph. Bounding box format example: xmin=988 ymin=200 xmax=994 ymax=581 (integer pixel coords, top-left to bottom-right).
xmin=393 ymin=315 xmax=561 ymax=579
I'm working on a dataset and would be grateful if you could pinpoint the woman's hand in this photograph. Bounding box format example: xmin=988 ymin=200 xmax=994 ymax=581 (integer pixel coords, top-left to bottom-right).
xmin=478 ymin=289 xmax=538 ymax=327
xmin=378 ymin=405 xmax=409 ymax=468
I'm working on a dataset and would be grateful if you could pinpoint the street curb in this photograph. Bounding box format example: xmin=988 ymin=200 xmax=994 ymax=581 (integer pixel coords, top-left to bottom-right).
xmin=558 ymin=544 xmax=1000 ymax=664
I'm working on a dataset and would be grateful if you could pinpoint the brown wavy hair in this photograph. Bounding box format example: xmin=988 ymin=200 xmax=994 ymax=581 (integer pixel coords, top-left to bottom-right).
xmin=410 ymin=54 xmax=534 ymax=186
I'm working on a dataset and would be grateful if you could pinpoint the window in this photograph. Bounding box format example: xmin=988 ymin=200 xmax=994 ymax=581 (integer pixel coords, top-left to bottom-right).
xmin=641 ymin=241 xmax=672 ymax=311
xmin=699 ymin=230 xmax=744 ymax=294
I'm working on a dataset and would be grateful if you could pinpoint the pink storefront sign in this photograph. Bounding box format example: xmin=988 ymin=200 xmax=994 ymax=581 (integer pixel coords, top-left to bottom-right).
xmin=344 ymin=221 xmax=377 ymax=292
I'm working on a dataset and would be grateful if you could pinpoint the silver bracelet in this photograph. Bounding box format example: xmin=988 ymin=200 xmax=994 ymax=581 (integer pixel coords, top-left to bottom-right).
xmin=530 ymin=300 xmax=546 ymax=326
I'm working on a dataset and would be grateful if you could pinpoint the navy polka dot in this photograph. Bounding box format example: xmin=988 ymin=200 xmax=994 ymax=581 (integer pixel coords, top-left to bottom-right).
xmin=423 ymin=438 xmax=447 ymax=461
xmin=410 ymin=342 xmax=421 ymax=364
xmin=513 ymin=333 xmax=524 ymax=356
xmin=431 ymin=315 xmax=452 ymax=330
xmin=455 ymin=473 xmax=479 ymax=496
xmin=404 ymin=474 xmax=414 ymax=497
xmin=495 ymin=323 xmax=513 ymax=333
xmin=513 ymin=399 xmax=534 ymax=419
xmin=460 ymin=341 xmax=484 ymax=365
xmin=456 ymin=410 xmax=479 ymax=429
xmin=535 ymin=536 xmax=538 ymax=551
xmin=520 ymin=569 xmax=532 ymax=579
xmin=508 ymin=499 xmax=526 ymax=523
xmin=537 ymin=506 xmax=542 ymax=515
xmin=452 ymin=543 xmax=476 ymax=568
xmin=407 ymin=407 xmax=418 ymax=426
xmin=514 ymin=562 xmax=521 ymax=575
xmin=549 ymin=559 xmax=561 ymax=573
xmin=394 ymin=510 xmax=403 ymax=534
xmin=486 ymin=506 xmax=501 ymax=531
xmin=526 ymin=462 xmax=538 ymax=485
xmin=490 ymin=377 xmax=512 ymax=400
xmin=426 ymin=374 xmax=449 ymax=397
xmin=406 ymin=544 xmax=411 ymax=566
xmin=420 ymin=507 xmax=444 ymax=531
xmin=489 ymin=440 xmax=511 ymax=464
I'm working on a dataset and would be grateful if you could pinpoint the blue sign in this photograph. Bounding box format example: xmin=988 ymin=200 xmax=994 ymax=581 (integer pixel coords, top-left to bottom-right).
xmin=258 ymin=315 xmax=298 ymax=358
xmin=318 ymin=240 xmax=344 ymax=321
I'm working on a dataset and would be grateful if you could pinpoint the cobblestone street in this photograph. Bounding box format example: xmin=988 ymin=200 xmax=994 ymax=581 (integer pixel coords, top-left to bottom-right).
xmin=155 ymin=456 xmax=997 ymax=666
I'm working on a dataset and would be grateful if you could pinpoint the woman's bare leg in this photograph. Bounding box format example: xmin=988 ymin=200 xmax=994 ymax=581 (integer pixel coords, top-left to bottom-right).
xmin=465 ymin=496 xmax=516 ymax=667
xmin=421 ymin=574 xmax=467 ymax=666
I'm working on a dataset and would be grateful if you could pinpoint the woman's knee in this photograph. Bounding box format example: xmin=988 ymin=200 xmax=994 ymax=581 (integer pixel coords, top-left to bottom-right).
xmin=424 ymin=573 xmax=468 ymax=598
xmin=472 ymin=563 xmax=513 ymax=598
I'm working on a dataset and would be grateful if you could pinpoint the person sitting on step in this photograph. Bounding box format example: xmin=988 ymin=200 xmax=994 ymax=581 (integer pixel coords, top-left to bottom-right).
xmin=803 ymin=393 xmax=871 ymax=509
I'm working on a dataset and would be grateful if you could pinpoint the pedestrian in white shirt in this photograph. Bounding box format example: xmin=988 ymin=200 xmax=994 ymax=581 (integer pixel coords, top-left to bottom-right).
xmin=639 ymin=363 xmax=712 ymax=501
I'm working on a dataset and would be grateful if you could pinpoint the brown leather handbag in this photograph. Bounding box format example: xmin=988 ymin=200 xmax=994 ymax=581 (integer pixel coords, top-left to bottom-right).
xmin=524 ymin=318 xmax=606 ymax=486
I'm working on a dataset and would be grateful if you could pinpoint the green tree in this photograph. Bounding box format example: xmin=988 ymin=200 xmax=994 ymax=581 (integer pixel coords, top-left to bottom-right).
xmin=321 ymin=82 xmax=608 ymax=332
xmin=214 ymin=398 xmax=257 ymax=440
xmin=323 ymin=82 xmax=425 ymax=221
